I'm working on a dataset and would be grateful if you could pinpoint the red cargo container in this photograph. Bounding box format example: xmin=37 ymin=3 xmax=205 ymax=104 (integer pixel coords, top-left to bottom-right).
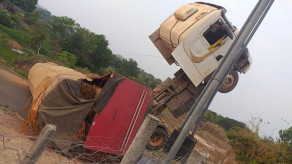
xmin=84 ymin=77 xmax=153 ymax=155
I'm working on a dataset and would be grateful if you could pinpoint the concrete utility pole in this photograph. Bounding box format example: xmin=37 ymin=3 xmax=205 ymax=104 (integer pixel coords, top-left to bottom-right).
xmin=121 ymin=115 xmax=159 ymax=164
xmin=162 ymin=0 xmax=274 ymax=163
xmin=22 ymin=124 xmax=56 ymax=164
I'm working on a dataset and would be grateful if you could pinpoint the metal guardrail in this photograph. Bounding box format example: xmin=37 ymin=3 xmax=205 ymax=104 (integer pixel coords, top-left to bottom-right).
xmin=0 ymin=62 xmax=28 ymax=81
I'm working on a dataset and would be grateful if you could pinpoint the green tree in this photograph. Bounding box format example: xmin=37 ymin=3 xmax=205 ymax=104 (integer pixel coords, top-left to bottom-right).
xmin=58 ymin=26 xmax=114 ymax=72
xmin=36 ymin=7 xmax=51 ymax=20
xmin=24 ymin=11 xmax=39 ymax=25
xmin=56 ymin=51 xmax=77 ymax=68
xmin=89 ymin=34 xmax=113 ymax=72
xmin=30 ymin=21 xmax=48 ymax=55
xmin=279 ymin=126 xmax=292 ymax=144
xmin=204 ymin=110 xmax=215 ymax=122
xmin=50 ymin=16 xmax=79 ymax=38
xmin=12 ymin=0 xmax=38 ymax=12
xmin=50 ymin=16 xmax=80 ymax=50
xmin=59 ymin=27 xmax=92 ymax=68
xmin=0 ymin=10 xmax=13 ymax=27
xmin=215 ymin=117 xmax=246 ymax=131
xmin=117 ymin=58 xmax=139 ymax=78
xmin=203 ymin=110 xmax=245 ymax=131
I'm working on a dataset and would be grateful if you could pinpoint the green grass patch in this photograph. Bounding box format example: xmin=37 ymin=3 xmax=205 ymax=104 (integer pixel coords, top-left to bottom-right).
xmin=0 ymin=24 xmax=27 ymax=45
xmin=0 ymin=38 xmax=23 ymax=66
xmin=0 ymin=38 xmax=31 ymax=78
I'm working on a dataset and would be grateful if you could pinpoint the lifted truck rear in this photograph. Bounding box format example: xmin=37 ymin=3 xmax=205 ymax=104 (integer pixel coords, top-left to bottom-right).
xmin=146 ymin=2 xmax=252 ymax=150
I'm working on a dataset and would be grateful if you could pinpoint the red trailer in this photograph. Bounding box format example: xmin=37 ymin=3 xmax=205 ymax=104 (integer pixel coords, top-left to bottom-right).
xmin=84 ymin=75 xmax=153 ymax=155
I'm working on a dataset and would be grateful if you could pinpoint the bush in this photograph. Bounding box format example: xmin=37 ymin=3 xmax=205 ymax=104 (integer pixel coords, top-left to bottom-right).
xmin=56 ymin=51 xmax=77 ymax=68
xmin=0 ymin=10 xmax=13 ymax=28
xmin=203 ymin=110 xmax=246 ymax=131
xmin=279 ymin=126 xmax=292 ymax=144
xmin=39 ymin=47 xmax=49 ymax=55
xmin=23 ymin=48 xmax=35 ymax=56
xmin=227 ymin=127 xmax=292 ymax=163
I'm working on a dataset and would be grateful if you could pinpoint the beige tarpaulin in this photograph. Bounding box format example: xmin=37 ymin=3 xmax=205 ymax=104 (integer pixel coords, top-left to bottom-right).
xmin=22 ymin=63 xmax=95 ymax=149
xmin=28 ymin=62 xmax=89 ymax=100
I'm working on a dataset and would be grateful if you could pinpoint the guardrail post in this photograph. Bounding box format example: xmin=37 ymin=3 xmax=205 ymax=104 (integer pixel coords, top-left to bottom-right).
xmin=22 ymin=124 xmax=56 ymax=164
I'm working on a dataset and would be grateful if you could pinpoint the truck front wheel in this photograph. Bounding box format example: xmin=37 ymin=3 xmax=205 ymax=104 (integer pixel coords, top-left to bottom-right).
xmin=146 ymin=127 xmax=168 ymax=150
xmin=219 ymin=69 xmax=239 ymax=93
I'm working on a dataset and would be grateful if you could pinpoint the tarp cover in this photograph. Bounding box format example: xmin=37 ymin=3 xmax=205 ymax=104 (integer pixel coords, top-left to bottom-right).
xmin=27 ymin=63 xmax=125 ymax=149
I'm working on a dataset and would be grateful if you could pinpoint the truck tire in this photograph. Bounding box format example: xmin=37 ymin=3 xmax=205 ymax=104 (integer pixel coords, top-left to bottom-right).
xmin=146 ymin=126 xmax=168 ymax=150
xmin=219 ymin=69 xmax=239 ymax=93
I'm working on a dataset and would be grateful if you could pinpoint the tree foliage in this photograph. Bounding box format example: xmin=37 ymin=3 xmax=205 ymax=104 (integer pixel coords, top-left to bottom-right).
xmin=227 ymin=127 xmax=292 ymax=163
xmin=57 ymin=25 xmax=113 ymax=72
xmin=203 ymin=110 xmax=245 ymax=131
xmin=36 ymin=7 xmax=51 ymax=20
xmin=110 ymin=55 xmax=161 ymax=89
xmin=50 ymin=16 xmax=79 ymax=39
xmin=12 ymin=0 xmax=38 ymax=12
xmin=279 ymin=126 xmax=292 ymax=144
xmin=24 ymin=11 xmax=39 ymax=25
xmin=116 ymin=58 xmax=139 ymax=77
xmin=56 ymin=51 xmax=77 ymax=68
xmin=0 ymin=10 xmax=13 ymax=27
xmin=29 ymin=21 xmax=47 ymax=55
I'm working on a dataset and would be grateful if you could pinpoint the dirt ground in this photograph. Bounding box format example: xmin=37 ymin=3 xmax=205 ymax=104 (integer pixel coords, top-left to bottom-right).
xmin=7 ymin=40 xmax=23 ymax=51
xmin=0 ymin=104 xmax=82 ymax=164
xmin=160 ymin=111 xmax=237 ymax=164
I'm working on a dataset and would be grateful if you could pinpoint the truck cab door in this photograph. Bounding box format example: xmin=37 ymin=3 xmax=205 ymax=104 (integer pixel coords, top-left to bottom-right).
xmin=192 ymin=18 xmax=234 ymax=78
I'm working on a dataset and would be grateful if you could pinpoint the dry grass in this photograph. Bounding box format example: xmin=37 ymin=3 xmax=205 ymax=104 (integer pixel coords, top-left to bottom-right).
xmin=160 ymin=110 xmax=237 ymax=163
xmin=199 ymin=121 xmax=229 ymax=143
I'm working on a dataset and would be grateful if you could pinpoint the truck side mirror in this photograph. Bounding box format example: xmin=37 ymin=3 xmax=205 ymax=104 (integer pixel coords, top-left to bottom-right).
xmin=224 ymin=24 xmax=234 ymax=40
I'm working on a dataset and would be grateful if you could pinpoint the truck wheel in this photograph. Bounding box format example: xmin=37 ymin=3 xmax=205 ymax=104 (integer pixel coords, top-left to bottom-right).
xmin=146 ymin=127 xmax=168 ymax=150
xmin=219 ymin=69 xmax=239 ymax=93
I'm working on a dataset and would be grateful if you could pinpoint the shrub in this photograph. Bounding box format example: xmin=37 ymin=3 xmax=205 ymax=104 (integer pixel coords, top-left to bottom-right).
xmin=39 ymin=45 xmax=49 ymax=55
xmin=227 ymin=127 xmax=292 ymax=163
xmin=56 ymin=51 xmax=77 ymax=68
xmin=0 ymin=10 xmax=13 ymax=28
xmin=279 ymin=126 xmax=292 ymax=144
xmin=23 ymin=48 xmax=35 ymax=56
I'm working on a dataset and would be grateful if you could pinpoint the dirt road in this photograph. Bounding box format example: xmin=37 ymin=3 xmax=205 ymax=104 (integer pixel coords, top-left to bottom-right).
xmin=0 ymin=63 xmax=31 ymax=117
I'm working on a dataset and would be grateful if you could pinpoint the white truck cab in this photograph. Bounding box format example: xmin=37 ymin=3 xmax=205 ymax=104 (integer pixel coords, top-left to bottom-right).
xmin=150 ymin=2 xmax=251 ymax=92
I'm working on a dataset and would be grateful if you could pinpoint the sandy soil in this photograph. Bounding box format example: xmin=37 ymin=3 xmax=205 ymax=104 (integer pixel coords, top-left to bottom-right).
xmin=7 ymin=40 xmax=23 ymax=51
xmin=0 ymin=104 xmax=82 ymax=164
xmin=160 ymin=111 xmax=237 ymax=164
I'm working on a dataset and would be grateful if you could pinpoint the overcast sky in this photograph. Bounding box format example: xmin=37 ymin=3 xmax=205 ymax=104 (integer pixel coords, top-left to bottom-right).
xmin=38 ymin=0 xmax=292 ymax=138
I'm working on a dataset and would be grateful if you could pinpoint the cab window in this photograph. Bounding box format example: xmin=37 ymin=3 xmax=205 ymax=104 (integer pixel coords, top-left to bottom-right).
xmin=203 ymin=19 xmax=228 ymax=45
